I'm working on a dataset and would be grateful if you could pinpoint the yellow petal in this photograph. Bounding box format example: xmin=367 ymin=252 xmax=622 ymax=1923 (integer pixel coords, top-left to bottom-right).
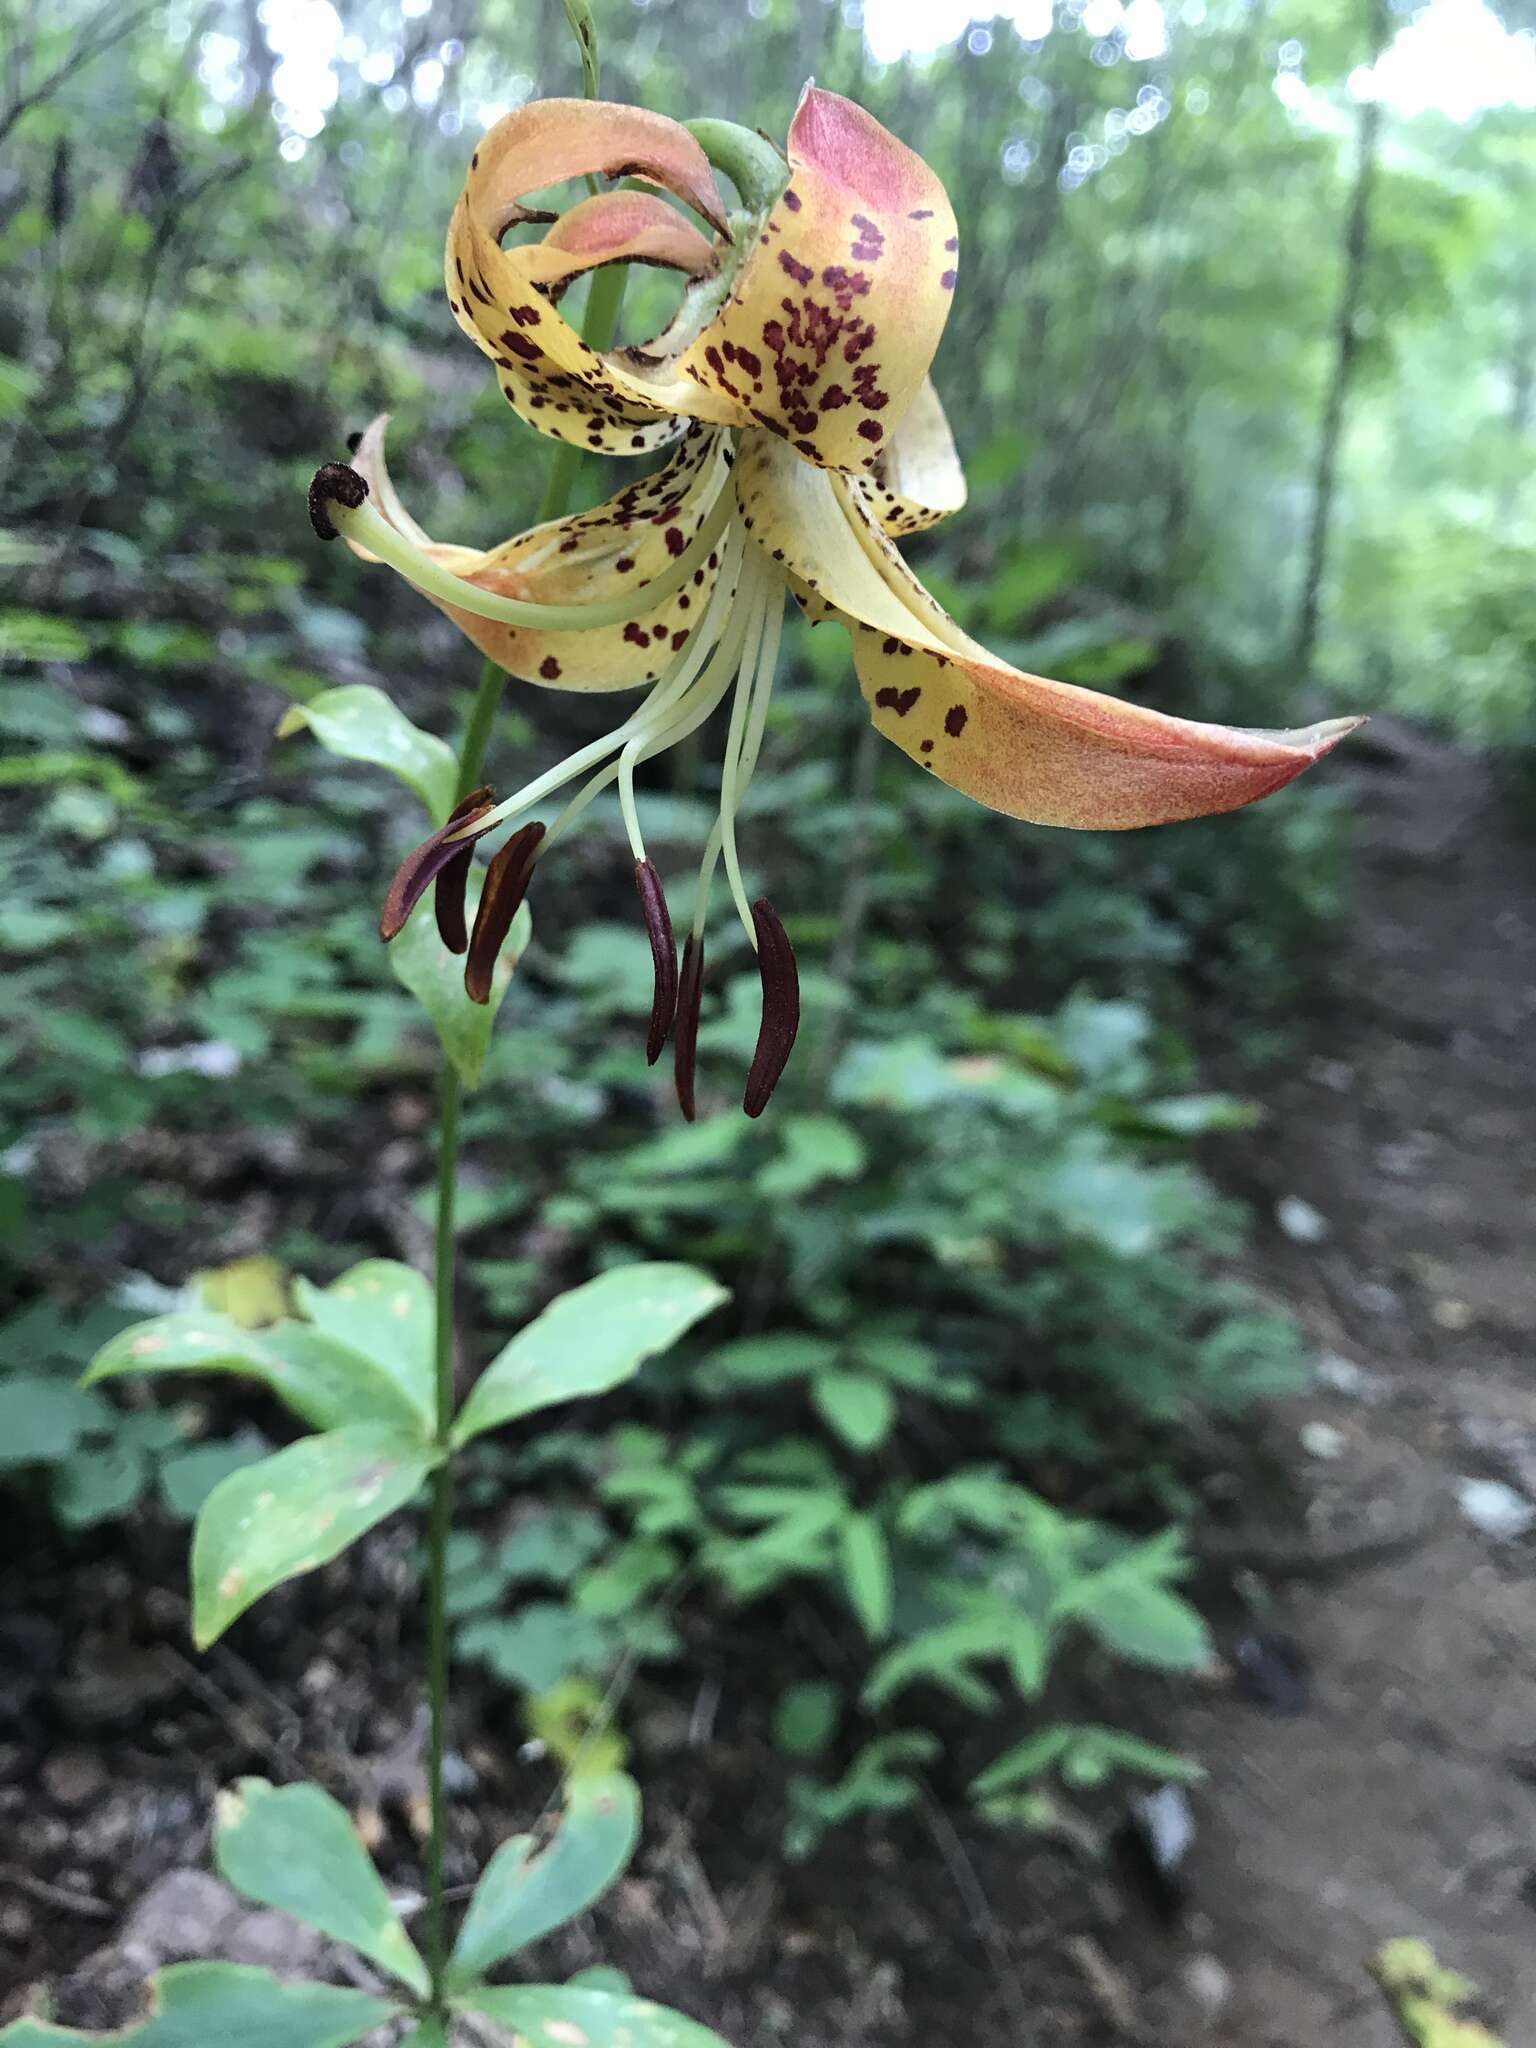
xmin=864 ymin=377 xmax=966 ymax=535
xmin=349 ymin=417 xmax=731 ymax=692
xmin=447 ymin=100 xmax=729 ymax=456
xmin=736 ymin=432 xmax=1360 ymax=829
xmin=620 ymin=85 xmax=960 ymax=472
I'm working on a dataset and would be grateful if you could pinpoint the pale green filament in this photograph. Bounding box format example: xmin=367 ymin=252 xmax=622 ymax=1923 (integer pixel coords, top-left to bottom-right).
xmin=458 ymin=529 xmax=745 ymax=842
xmin=541 ymin=534 xmax=755 ymax=857
xmin=695 ymin=551 xmax=786 ymax=947
xmin=331 ymin=466 xmax=735 ymax=635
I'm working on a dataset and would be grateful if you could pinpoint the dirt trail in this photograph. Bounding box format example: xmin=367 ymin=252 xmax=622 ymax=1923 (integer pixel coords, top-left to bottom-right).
xmin=1145 ymin=722 xmax=1536 ymax=2045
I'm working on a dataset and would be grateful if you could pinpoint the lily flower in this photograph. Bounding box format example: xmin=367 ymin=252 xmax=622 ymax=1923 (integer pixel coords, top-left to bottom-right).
xmin=309 ymin=86 xmax=1359 ymax=1119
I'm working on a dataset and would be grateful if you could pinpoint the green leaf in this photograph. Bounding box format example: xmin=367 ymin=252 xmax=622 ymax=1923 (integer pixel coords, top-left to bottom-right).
xmin=969 ymin=1725 xmax=1077 ymax=1797
xmin=812 ymin=1371 xmax=895 ymax=1453
xmin=455 ymin=1605 xmax=610 ymax=1692
xmin=86 ymin=1312 xmax=428 ymax=1438
xmin=700 ymin=1332 xmax=839 ymax=1390
xmin=158 ymin=1438 xmax=270 ymax=1520
xmin=276 ymin=685 xmax=457 ymax=823
xmin=1068 ymin=1576 xmax=1212 ymax=1670
xmin=448 ymin=1772 xmax=640 ymax=1987
xmin=755 ymin=1114 xmax=867 ymax=1198
xmin=215 ymin=1777 xmax=428 ymax=1997
xmin=397 ymin=2026 xmax=449 ymax=2048
xmin=292 ymin=1260 xmax=436 ymax=1433
xmin=452 ymin=1265 xmax=728 ymax=1447
xmin=839 ymin=1512 xmax=893 ymax=1639
xmin=773 ymin=1680 xmax=841 ymax=1759
xmin=50 ymin=1443 xmax=148 ymax=1527
xmin=456 ymin=1986 xmax=733 ymax=2048
xmin=499 ymin=1509 xmax=610 ymax=1585
xmin=192 ymin=1424 xmax=435 ymax=1647
xmin=0 ymin=1377 xmax=112 ymax=1468
xmin=0 ymin=1962 xmax=399 ymax=2047
xmin=390 ymin=871 xmax=531 ymax=1090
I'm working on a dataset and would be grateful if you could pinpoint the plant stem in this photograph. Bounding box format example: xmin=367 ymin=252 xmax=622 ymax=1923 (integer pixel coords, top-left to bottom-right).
xmin=421 ymin=260 xmax=627 ymax=2014
xmin=425 ymin=1063 xmax=461 ymax=2006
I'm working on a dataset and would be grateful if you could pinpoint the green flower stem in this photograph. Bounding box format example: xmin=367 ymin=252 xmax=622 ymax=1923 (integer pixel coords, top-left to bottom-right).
xmin=425 ymin=1066 xmax=462 ymax=2006
xmin=423 ymin=259 xmax=629 ymax=2016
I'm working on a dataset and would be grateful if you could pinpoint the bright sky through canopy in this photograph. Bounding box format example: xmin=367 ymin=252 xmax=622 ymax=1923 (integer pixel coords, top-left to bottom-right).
xmin=862 ymin=0 xmax=1536 ymax=122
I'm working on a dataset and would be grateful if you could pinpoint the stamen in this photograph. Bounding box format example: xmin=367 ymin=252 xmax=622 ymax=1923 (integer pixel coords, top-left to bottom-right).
xmin=465 ymin=821 xmax=545 ymax=1003
xmin=716 ymin=569 xmax=771 ymax=943
xmin=380 ymin=786 xmax=495 ymax=942
xmin=634 ymin=859 xmax=678 ymax=1064
xmin=674 ymin=932 xmax=706 ymax=1122
xmin=743 ymin=897 xmax=799 ymax=1117
xmin=465 ymin=525 xmax=749 ymax=845
xmin=317 ymin=459 xmax=736 ymax=635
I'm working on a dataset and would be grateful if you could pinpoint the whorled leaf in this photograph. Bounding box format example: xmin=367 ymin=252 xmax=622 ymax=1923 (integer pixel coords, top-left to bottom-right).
xmin=276 ymin=684 xmax=457 ymax=824
xmin=86 ymin=1312 xmax=428 ymax=1438
xmin=291 ymin=1260 xmax=436 ymax=1434
xmin=215 ymin=1777 xmax=429 ymax=1997
xmin=455 ymin=1985 xmax=734 ymax=2048
xmin=0 ymin=1963 xmax=399 ymax=2048
xmin=448 ymin=1771 xmax=640 ymax=1989
xmin=452 ymin=1265 xmax=728 ymax=1447
xmin=192 ymin=1423 xmax=436 ymax=1647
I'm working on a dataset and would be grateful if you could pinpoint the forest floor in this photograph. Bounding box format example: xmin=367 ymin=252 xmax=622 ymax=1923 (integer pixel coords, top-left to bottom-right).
xmin=3 ymin=718 xmax=1535 ymax=2046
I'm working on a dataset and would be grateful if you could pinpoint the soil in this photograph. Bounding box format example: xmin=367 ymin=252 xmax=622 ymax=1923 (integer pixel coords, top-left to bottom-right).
xmin=3 ymin=717 xmax=1534 ymax=2046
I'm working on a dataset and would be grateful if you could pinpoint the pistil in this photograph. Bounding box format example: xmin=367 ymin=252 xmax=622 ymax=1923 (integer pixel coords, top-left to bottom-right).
xmin=309 ymin=460 xmax=735 ymax=636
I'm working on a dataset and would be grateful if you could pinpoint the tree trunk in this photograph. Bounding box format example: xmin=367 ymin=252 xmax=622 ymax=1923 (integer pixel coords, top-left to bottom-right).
xmin=1292 ymin=0 xmax=1389 ymax=679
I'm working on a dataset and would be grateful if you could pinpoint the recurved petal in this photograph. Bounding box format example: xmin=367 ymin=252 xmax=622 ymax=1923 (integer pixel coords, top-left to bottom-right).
xmin=620 ymin=85 xmax=961 ymax=472
xmin=736 ymin=432 xmax=1360 ymax=829
xmin=349 ymin=416 xmax=731 ymax=692
xmin=447 ymin=102 xmax=729 ymax=457
xmin=865 ymin=377 xmax=966 ymax=536
xmin=519 ymin=190 xmax=720 ymax=293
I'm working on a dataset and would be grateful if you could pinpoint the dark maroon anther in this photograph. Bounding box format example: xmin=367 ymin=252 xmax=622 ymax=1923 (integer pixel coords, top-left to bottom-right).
xmin=434 ymin=837 xmax=477 ymax=955
xmin=465 ymin=821 xmax=545 ymax=1004
xmin=634 ymin=858 xmax=678 ymax=1065
xmin=673 ymin=932 xmax=705 ymax=1122
xmin=308 ymin=461 xmax=369 ymax=541
xmin=743 ymin=898 xmax=799 ymax=1118
xmin=380 ymin=787 xmax=495 ymax=943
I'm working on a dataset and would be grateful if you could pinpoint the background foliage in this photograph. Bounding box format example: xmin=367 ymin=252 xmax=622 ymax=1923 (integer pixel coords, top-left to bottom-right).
xmin=2 ymin=0 xmax=1532 ymax=1871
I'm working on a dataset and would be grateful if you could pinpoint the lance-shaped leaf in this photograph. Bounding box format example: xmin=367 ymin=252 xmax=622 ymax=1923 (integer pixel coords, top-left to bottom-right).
xmin=448 ymin=1771 xmax=640 ymax=1989
xmin=291 ymin=1260 xmax=436 ymax=1434
xmin=451 ymin=1265 xmax=728 ymax=1447
xmin=0 ymin=1962 xmax=400 ymax=2048
xmin=86 ymin=1312 xmax=428 ymax=1438
xmin=455 ymin=1986 xmax=734 ymax=2048
xmin=192 ymin=1423 xmax=436 ymax=1647
xmin=216 ymin=1777 xmax=429 ymax=1998
xmin=277 ymin=684 xmax=457 ymax=824
xmin=389 ymin=870 xmax=531 ymax=1090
